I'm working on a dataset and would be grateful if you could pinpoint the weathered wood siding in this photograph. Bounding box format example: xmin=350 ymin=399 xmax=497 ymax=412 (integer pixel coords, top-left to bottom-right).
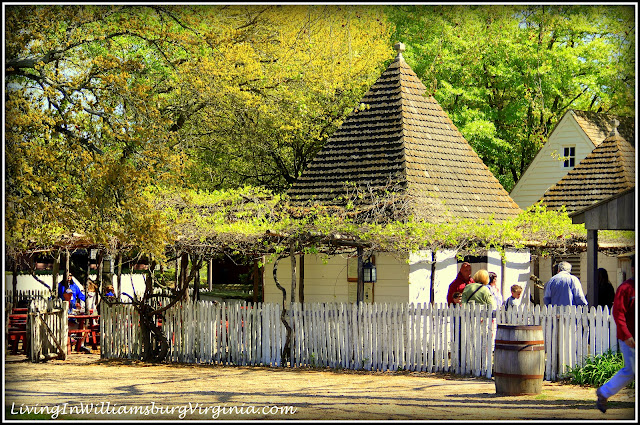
xmin=510 ymin=115 xmax=595 ymax=210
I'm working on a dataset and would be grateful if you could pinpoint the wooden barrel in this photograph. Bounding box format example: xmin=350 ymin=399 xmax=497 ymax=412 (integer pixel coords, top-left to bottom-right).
xmin=494 ymin=324 xmax=545 ymax=395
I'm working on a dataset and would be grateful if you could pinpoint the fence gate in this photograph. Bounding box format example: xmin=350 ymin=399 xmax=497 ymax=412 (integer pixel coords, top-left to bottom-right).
xmin=28 ymin=299 xmax=68 ymax=362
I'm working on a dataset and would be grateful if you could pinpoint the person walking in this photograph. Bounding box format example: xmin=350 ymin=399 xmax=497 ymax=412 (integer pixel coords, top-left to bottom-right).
xmin=596 ymin=256 xmax=635 ymax=413
xmin=543 ymin=261 xmax=588 ymax=306
xmin=447 ymin=262 xmax=474 ymax=304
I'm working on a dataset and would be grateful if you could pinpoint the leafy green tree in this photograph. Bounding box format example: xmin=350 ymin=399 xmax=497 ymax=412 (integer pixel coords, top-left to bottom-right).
xmin=5 ymin=5 xmax=391 ymax=255
xmin=387 ymin=5 xmax=635 ymax=191
xmin=176 ymin=5 xmax=392 ymax=192
xmin=5 ymin=5 xmax=193 ymax=258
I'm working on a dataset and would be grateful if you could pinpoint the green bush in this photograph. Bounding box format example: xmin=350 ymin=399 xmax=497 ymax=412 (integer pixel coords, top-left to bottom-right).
xmin=565 ymin=349 xmax=635 ymax=389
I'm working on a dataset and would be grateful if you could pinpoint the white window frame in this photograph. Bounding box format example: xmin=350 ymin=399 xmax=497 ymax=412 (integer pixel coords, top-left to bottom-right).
xmin=561 ymin=145 xmax=576 ymax=169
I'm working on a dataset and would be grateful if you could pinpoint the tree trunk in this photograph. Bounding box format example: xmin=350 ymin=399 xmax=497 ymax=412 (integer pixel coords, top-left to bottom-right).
xmin=272 ymin=253 xmax=292 ymax=366
xmin=84 ymin=253 xmax=91 ymax=314
xmin=116 ymin=252 xmax=122 ymax=298
xmin=52 ymin=252 xmax=60 ymax=298
xmin=193 ymin=255 xmax=200 ymax=302
xmin=63 ymin=250 xmax=70 ymax=294
xmin=208 ymin=258 xmax=213 ymax=291
xmin=96 ymin=251 xmax=104 ymax=314
xmin=180 ymin=254 xmax=189 ymax=301
xmin=430 ymin=251 xmax=436 ymax=305
xmin=175 ymin=255 xmax=180 ymax=289
xmin=299 ymin=253 xmax=305 ymax=304
xmin=253 ymin=258 xmax=263 ymax=303
xmin=290 ymin=243 xmax=296 ymax=304
xmin=357 ymin=247 xmax=364 ymax=304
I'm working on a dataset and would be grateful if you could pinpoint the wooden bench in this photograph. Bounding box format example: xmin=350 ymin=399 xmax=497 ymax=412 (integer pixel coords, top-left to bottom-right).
xmin=7 ymin=313 xmax=28 ymax=355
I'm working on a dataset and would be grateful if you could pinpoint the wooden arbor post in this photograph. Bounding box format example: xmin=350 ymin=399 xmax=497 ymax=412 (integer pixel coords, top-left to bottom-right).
xmin=569 ymin=188 xmax=635 ymax=307
xmin=356 ymin=246 xmax=364 ymax=304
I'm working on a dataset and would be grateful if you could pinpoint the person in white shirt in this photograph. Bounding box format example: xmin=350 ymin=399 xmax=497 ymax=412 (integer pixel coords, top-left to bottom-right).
xmin=488 ymin=271 xmax=502 ymax=308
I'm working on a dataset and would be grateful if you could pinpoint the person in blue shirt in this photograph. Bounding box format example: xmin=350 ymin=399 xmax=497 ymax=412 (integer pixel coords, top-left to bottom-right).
xmin=58 ymin=273 xmax=91 ymax=353
xmin=543 ymin=261 xmax=588 ymax=306
xmin=58 ymin=273 xmax=86 ymax=314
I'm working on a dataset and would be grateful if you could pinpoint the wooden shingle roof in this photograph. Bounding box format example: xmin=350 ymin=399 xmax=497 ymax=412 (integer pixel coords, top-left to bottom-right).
xmin=288 ymin=44 xmax=522 ymax=222
xmin=539 ymin=125 xmax=635 ymax=213
xmin=571 ymin=110 xmax=635 ymax=148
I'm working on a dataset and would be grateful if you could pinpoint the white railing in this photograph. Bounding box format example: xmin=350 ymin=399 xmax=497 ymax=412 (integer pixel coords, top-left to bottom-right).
xmin=100 ymin=301 xmax=618 ymax=381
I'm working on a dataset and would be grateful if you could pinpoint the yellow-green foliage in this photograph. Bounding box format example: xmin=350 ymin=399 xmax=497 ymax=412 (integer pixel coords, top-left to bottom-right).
xmin=156 ymin=186 xmax=627 ymax=262
xmin=6 ymin=182 xmax=633 ymax=268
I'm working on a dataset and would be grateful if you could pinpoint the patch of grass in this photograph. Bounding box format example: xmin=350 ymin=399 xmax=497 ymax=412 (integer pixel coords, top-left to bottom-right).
xmin=565 ymin=349 xmax=635 ymax=388
xmin=200 ymin=288 xmax=254 ymax=301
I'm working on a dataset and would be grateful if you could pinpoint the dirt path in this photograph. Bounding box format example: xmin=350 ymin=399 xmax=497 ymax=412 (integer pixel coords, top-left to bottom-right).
xmin=4 ymin=352 xmax=636 ymax=421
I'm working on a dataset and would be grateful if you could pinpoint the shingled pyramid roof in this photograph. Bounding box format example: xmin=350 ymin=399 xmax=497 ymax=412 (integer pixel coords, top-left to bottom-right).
xmin=539 ymin=123 xmax=636 ymax=213
xmin=288 ymin=43 xmax=522 ymax=222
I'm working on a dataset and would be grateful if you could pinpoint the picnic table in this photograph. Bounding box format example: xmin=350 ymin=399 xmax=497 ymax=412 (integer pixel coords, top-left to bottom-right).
xmin=68 ymin=314 xmax=99 ymax=353
xmin=7 ymin=310 xmax=28 ymax=355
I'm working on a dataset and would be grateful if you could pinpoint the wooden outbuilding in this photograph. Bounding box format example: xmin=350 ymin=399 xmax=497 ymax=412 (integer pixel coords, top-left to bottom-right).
xmin=265 ymin=43 xmax=528 ymax=306
xmin=510 ymin=109 xmax=634 ymax=210
xmin=568 ymin=186 xmax=636 ymax=305
xmin=540 ymin=122 xmax=636 ymax=305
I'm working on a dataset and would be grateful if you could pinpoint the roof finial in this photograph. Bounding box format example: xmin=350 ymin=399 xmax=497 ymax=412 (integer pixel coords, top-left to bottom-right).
xmin=394 ymin=42 xmax=405 ymax=61
xmin=610 ymin=118 xmax=620 ymax=137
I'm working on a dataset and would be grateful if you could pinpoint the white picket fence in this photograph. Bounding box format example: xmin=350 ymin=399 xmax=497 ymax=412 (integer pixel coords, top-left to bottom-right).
xmin=6 ymin=289 xmax=51 ymax=306
xmin=100 ymin=301 xmax=618 ymax=381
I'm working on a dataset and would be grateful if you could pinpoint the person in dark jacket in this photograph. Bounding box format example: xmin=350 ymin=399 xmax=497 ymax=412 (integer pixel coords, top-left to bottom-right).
xmin=596 ymin=268 xmax=615 ymax=309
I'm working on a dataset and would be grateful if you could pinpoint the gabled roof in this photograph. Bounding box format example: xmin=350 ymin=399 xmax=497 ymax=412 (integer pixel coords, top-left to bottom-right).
xmin=288 ymin=44 xmax=521 ymax=222
xmin=570 ymin=110 xmax=635 ymax=148
xmin=539 ymin=127 xmax=635 ymax=213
